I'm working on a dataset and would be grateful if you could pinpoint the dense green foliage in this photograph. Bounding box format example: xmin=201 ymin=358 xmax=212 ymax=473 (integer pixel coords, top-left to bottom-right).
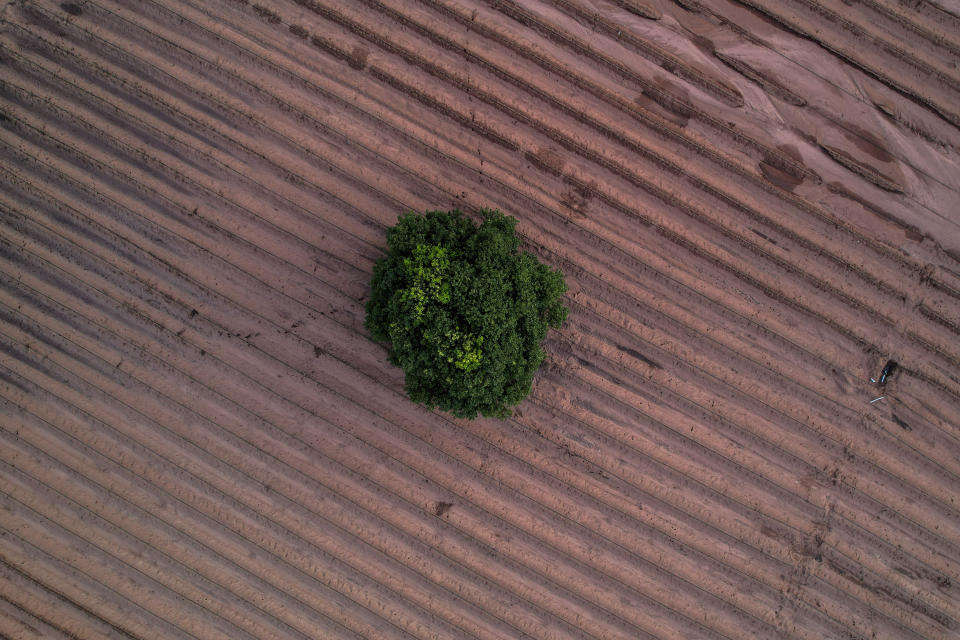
xmin=365 ymin=209 xmax=568 ymax=419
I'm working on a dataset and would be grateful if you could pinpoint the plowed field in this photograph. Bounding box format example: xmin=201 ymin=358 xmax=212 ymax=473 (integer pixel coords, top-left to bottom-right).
xmin=1 ymin=1 xmax=959 ymax=639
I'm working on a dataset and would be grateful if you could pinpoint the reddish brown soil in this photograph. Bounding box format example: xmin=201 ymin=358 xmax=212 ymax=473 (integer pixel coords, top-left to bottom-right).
xmin=1 ymin=0 xmax=959 ymax=639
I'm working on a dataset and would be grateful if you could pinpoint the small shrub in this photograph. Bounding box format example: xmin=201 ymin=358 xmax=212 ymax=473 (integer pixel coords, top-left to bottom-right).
xmin=365 ymin=208 xmax=567 ymax=419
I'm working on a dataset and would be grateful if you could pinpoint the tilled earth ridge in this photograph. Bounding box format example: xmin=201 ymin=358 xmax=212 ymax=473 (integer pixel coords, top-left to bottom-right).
xmin=0 ymin=1 xmax=958 ymax=639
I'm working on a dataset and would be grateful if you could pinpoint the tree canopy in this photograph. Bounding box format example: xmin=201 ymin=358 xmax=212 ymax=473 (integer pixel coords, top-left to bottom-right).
xmin=365 ymin=208 xmax=567 ymax=419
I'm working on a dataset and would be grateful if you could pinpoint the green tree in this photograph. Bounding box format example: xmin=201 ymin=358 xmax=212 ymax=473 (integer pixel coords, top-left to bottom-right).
xmin=365 ymin=208 xmax=568 ymax=419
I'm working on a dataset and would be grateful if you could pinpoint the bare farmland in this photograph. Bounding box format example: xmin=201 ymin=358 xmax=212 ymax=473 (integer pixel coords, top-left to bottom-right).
xmin=1 ymin=0 xmax=959 ymax=638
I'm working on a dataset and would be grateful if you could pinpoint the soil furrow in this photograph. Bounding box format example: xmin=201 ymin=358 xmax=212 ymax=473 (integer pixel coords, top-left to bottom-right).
xmin=0 ymin=596 xmax=76 ymax=640
xmin=532 ymin=354 xmax=960 ymax=578
xmin=1 ymin=164 xmax=952 ymax=640
xmin=278 ymin=0 xmax=934 ymax=334
xmin=5 ymin=90 xmax=960 ymax=620
xmin=141 ymin=0 xmax=960 ymax=376
xmin=0 ymin=539 xmax=192 ymax=640
xmin=0 ymin=454 xmax=316 ymax=640
xmin=0 ymin=69 xmax=880 ymax=440
xmin=11 ymin=0 xmax=956 ymax=402
xmin=855 ymin=0 xmax=960 ymax=56
xmin=3 ymin=102 xmax=952 ymax=568
xmin=431 ymin=0 xmax=960 ymax=208
xmin=3 ymin=1 xmax=958 ymax=637
xmin=683 ymin=0 xmax=960 ymax=160
xmin=351 ymin=0 xmax=958 ymax=314
xmin=792 ymin=0 xmax=960 ymax=86
xmin=0 ymin=245 xmax=878 ymax=640
xmin=534 ymin=340 xmax=960 ymax=611
xmin=0 ymin=324 xmax=448 ymax=640
xmin=0 ymin=142 xmax=908 ymax=636
xmin=731 ymin=0 xmax=960 ymax=126
xmin=0 ymin=5 xmax=872 ymax=390
xmin=0 ymin=176 xmax=757 ymax=639
xmin=0 ymin=560 xmax=136 ymax=640
xmin=0 ymin=26 xmax=393 ymax=258
xmin=0 ymin=335 xmax=473 ymax=640
xmin=188 ymin=0 xmax=952 ymax=296
xmin=556 ymin=308 xmax=960 ymax=523
xmin=540 ymin=0 xmax=747 ymax=105
xmin=0 ymin=171 xmax=952 ymax=640
xmin=523 ymin=381 xmax=957 ymax=638
xmin=0 ymin=498 xmax=227 ymax=640
xmin=0 ymin=279 xmax=577 ymax=640
xmin=465 ymin=0 xmax=806 ymax=174
xmin=0 ymin=278 xmax=605 ymax=640
xmin=3 ymin=91 xmax=956 ymax=580
xmin=0 ymin=249 xmax=658 ymax=639
xmin=0 ymin=190 xmax=856 ymax=640
xmin=562 ymin=293 xmax=960 ymax=484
